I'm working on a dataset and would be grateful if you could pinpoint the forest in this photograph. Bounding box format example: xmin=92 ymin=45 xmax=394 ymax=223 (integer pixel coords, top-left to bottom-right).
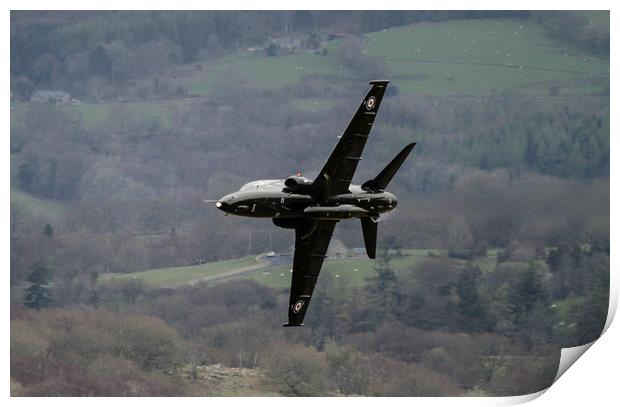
xmin=10 ymin=10 xmax=609 ymax=396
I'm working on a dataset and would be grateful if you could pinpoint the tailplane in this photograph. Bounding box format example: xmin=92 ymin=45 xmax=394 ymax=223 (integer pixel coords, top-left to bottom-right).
xmin=361 ymin=216 xmax=377 ymax=259
xmin=362 ymin=143 xmax=416 ymax=192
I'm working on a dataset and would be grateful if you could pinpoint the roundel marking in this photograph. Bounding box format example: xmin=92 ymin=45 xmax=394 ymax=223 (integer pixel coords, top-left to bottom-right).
xmin=292 ymin=300 xmax=305 ymax=314
xmin=365 ymin=96 xmax=376 ymax=110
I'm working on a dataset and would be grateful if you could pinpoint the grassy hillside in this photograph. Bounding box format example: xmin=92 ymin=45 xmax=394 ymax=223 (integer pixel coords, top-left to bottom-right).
xmin=360 ymin=18 xmax=608 ymax=95
xmin=184 ymin=17 xmax=608 ymax=97
xmin=11 ymin=101 xmax=173 ymax=130
xmin=10 ymin=17 xmax=608 ymax=130
xmin=188 ymin=52 xmax=354 ymax=95
xmin=10 ymin=187 xmax=70 ymax=221
xmin=70 ymin=102 xmax=174 ymax=129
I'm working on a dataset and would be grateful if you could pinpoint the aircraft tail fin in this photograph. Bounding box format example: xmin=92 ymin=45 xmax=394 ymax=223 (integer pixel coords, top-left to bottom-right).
xmin=361 ymin=216 xmax=377 ymax=259
xmin=362 ymin=143 xmax=416 ymax=192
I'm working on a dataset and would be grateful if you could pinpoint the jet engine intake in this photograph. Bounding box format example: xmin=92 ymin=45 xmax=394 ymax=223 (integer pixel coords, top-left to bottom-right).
xmin=284 ymin=175 xmax=314 ymax=194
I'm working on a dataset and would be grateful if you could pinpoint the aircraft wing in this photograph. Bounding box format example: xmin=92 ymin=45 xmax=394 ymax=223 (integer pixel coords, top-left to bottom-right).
xmin=284 ymin=220 xmax=338 ymax=326
xmin=313 ymin=80 xmax=389 ymax=199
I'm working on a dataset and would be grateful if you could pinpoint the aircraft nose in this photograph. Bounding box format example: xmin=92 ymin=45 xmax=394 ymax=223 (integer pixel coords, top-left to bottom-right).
xmin=216 ymin=201 xmax=230 ymax=212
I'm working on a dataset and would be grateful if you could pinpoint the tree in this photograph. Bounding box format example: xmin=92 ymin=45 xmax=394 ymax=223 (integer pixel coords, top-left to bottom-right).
xmin=24 ymin=262 xmax=52 ymax=310
xmin=380 ymin=234 xmax=403 ymax=256
xmin=117 ymin=278 xmax=146 ymax=305
xmin=265 ymin=42 xmax=278 ymax=57
xmin=572 ymin=253 xmax=609 ymax=345
xmin=263 ymin=344 xmax=331 ymax=396
xmin=509 ymin=263 xmax=555 ymax=347
xmin=511 ymin=263 xmax=550 ymax=315
xmin=336 ymin=35 xmax=387 ymax=79
xmin=325 ymin=342 xmax=375 ymax=395
xmin=364 ymin=254 xmax=404 ymax=325
xmin=456 ymin=264 xmax=490 ymax=331
xmin=489 ymin=283 xmax=517 ymax=336
xmin=89 ymin=45 xmax=112 ymax=76
xmin=11 ymin=75 xmax=34 ymax=101
xmin=43 ymin=223 xmax=54 ymax=238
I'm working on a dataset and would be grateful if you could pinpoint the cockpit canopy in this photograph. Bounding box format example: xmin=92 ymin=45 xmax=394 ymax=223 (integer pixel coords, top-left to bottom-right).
xmin=239 ymin=179 xmax=282 ymax=191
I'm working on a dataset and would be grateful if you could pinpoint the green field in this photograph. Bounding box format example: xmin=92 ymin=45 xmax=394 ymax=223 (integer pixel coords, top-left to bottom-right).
xmin=70 ymin=102 xmax=174 ymax=129
xmin=102 ymin=249 xmax=440 ymax=290
xmin=100 ymin=256 xmax=257 ymax=288
xmin=11 ymin=101 xmax=174 ymax=130
xmin=183 ymin=18 xmax=608 ymax=98
xmin=105 ymin=247 xmax=527 ymax=290
xmin=67 ymin=103 xmax=113 ymax=127
xmin=248 ymin=249 xmax=452 ymax=288
xmin=187 ymin=52 xmax=354 ymax=96
xmin=291 ymin=97 xmax=337 ymax=112
xmin=10 ymin=187 xmax=70 ymax=221
xmin=361 ymin=19 xmax=608 ymax=95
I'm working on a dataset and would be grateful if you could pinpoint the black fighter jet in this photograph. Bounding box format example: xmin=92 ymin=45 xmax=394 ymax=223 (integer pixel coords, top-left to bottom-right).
xmin=210 ymin=80 xmax=415 ymax=326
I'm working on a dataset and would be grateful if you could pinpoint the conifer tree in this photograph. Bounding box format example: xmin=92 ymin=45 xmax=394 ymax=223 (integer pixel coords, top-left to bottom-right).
xmin=456 ymin=264 xmax=490 ymax=331
xmin=23 ymin=261 xmax=52 ymax=310
xmin=365 ymin=253 xmax=403 ymax=323
xmin=43 ymin=223 xmax=53 ymax=238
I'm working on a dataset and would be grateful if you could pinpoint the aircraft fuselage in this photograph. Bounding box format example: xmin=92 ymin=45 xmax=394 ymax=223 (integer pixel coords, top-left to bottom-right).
xmin=216 ymin=180 xmax=397 ymax=220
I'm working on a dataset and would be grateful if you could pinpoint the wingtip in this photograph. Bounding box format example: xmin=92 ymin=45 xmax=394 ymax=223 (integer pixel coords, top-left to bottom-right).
xmin=283 ymin=323 xmax=304 ymax=327
xmin=399 ymin=143 xmax=416 ymax=155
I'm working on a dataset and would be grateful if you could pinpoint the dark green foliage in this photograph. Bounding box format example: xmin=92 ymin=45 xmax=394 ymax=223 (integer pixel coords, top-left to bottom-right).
xmin=457 ymin=265 xmax=490 ymax=331
xmin=511 ymin=263 xmax=550 ymax=315
xmin=88 ymin=45 xmax=112 ymax=76
xmin=23 ymin=262 xmax=52 ymax=310
xmin=572 ymin=253 xmax=609 ymax=344
xmin=548 ymin=243 xmax=608 ymax=301
xmin=533 ymin=11 xmax=609 ymax=54
xmin=379 ymin=234 xmax=403 ymax=255
xmin=508 ymin=263 xmax=556 ymax=348
xmin=265 ymin=42 xmax=278 ymax=57
xmin=14 ymin=106 xmax=88 ymax=200
xmin=363 ymin=254 xmax=404 ymax=326
xmin=486 ymin=353 xmax=560 ymax=396
xmin=117 ymin=278 xmax=146 ymax=305
xmin=446 ymin=102 xmax=610 ymax=179
xmin=43 ymin=223 xmax=53 ymax=237
xmin=11 ymin=76 xmax=34 ymax=101
xmin=304 ymin=272 xmax=355 ymax=343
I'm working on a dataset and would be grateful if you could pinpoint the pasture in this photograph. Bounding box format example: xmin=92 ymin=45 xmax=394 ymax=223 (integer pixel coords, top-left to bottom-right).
xmin=185 ymin=17 xmax=608 ymax=97
xmin=100 ymin=256 xmax=257 ymax=287
xmin=10 ymin=187 xmax=70 ymax=221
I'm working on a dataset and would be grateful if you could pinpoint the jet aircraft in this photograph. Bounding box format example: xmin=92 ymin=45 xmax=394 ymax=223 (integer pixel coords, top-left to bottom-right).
xmin=209 ymin=80 xmax=415 ymax=326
